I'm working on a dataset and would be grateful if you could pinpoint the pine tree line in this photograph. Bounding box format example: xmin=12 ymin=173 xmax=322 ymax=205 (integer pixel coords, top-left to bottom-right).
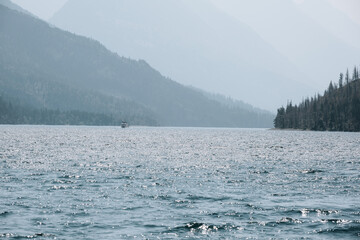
xmin=0 ymin=96 xmax=128 ymax=126
xmin=274 ymin=66 xmax=360 ymax=131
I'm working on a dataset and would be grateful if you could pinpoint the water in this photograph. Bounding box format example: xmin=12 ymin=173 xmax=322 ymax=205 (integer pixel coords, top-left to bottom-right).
xmin=0 ymin=126 xmax=359 ymax=239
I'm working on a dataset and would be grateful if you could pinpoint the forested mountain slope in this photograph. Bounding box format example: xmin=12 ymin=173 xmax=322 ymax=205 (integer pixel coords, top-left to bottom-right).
xmin=0 ymin=4 xmax=273 ymax=127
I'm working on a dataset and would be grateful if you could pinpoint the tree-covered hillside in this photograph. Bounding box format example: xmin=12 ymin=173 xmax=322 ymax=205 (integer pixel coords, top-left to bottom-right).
xmin=274 ymin=66 xmax=360 ymax=131
xmin=0 ymin=4 xmax=273 ymax=127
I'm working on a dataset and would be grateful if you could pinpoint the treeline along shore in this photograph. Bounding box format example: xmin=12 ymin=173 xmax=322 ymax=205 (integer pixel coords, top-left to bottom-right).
xmin=274 ymin=66 xmax=360 ymax=132
xmin=0 ymin=96 xmax=132 ymax=126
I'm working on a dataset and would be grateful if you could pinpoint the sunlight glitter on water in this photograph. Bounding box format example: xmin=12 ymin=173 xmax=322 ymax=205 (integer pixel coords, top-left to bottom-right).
xmin=0 ymin=126 xmax=359 ymax=239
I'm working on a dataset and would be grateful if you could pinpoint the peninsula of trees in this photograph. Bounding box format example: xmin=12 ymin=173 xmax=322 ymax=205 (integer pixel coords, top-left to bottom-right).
xmin=274 ymin=66 xmax=360 ymax=131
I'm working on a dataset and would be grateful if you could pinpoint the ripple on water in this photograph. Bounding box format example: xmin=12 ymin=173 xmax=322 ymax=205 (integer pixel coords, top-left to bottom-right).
xmin=0 ymin=211 xmax=12 ymax=217
xmin=168 ymin=222 xmax=243 ymax=234
xmin=0 ymin=126 xmax=359 ymax=239
xmin=0 ymin=233 xmax=56 ymax=239
xmin=316 ymin=224 xmax=360 ymax=238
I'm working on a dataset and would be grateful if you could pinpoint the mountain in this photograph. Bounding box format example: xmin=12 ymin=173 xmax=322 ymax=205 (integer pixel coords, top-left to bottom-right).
xmin=50 ymin=0 xmax=313 ymax=111
xmin=274 ymin=66 xmax=360 ymax=132
xmin=190 ymin=86 xmax=272 ymax=115
xmin=212 ymin=0 xmax=360 ymax=90
xmin=0 ymin=4 xmax=274 ymax=128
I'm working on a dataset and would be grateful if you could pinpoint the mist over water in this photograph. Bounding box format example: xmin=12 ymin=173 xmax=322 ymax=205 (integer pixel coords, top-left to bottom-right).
xmin=1 ymin=126 xmax=359 ymax=239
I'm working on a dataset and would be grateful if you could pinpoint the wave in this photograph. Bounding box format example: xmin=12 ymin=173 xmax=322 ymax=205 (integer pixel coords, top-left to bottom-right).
xmin=0 ymin=211 xmax=11 ymax=217
xmin=166 ymin=222 xmax=241 ymax=234
xmin=0 ymin=233 xmax=55 ymax=238
xmin=316 ymin=224 xmax=360 ymax=237
xmin=300 ymin=169 xmax=324 ymax=174
xmin=300 ymin=208 xmax=340 ymax=216
xmin=186 ymin=195 xmax=231 ymax=202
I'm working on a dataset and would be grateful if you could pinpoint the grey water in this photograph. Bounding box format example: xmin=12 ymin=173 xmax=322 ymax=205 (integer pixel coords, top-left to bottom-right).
xmin=0 ymin=126 xmax=359 ymax=239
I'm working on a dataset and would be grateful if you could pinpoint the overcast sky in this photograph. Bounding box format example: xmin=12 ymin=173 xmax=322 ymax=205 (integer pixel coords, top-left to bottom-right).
xmin=325 ymin=0 xmax=360 ymax=25
xmin=10 ymin=0 xmax=360 ymax=25
xmin=11 ymin=0 xmax=68 ymax=20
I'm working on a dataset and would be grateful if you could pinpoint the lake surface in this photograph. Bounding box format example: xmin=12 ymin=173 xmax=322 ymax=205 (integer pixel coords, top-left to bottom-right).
xmin=0 ymin=126 xmax=359 ymax=239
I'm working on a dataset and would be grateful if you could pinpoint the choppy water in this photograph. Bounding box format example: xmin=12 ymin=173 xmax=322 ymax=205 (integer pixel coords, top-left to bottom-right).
xmin=0 ymin=126 xmax=359 ymax=239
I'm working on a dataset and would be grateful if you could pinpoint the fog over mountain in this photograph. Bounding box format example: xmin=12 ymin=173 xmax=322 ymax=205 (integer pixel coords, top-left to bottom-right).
xmin=8 ymin=0 xmax=360 ymax=111
xmin=50 ymin=0 xmax=316 ymax=111
xmin=295 ymin=0 xmax=360 ymax=50
xmin=0 ymin=3 xmax=274 ymax=127
xmin=327 ymin=0 xmax=360 ymax=26
xmin=213 ymin=0 xmax=360 ymax=90
xmin=9 ymin=0 xmax=67 ymax=20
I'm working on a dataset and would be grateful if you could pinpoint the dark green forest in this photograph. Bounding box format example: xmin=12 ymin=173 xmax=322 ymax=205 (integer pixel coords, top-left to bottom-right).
xmin=274 ymin=66 xmax=360 ymax=131
xmin=0 ymin=96 xmax=134 ymax=126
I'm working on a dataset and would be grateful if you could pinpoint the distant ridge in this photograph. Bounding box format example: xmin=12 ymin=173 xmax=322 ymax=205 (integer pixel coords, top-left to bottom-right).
xmin=0 ymin=4 xmax=274 ymax=127
xmin=190 ymin=86 xmax=274 ymax=115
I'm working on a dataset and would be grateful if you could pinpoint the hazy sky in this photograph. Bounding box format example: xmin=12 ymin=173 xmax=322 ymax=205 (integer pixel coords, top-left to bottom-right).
xmin=10 ymin=0 xmax=360 ymax=24
xmin=11 ymin=0 xmax=68 ymax=20
xmin=324 ymin=0 xmax=360 ymax=25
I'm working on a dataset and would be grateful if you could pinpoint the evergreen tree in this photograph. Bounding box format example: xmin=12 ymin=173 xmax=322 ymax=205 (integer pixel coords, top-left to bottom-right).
xmin=274 ymin=66 xmax=360 ymax=132
xmin=353 ymin=66 xmax=359 ymax=80
xmin=328 ymin=81 xmax=334 ymax=92
xmin=274 ymin=107 xmax=286 ymax=129
xmin=339 ymin=73 xmax=343 ymax=88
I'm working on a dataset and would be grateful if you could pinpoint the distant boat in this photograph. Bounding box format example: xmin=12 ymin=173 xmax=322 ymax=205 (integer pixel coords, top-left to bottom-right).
xmin=121 ymin=121 xmax=128 ymax=128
